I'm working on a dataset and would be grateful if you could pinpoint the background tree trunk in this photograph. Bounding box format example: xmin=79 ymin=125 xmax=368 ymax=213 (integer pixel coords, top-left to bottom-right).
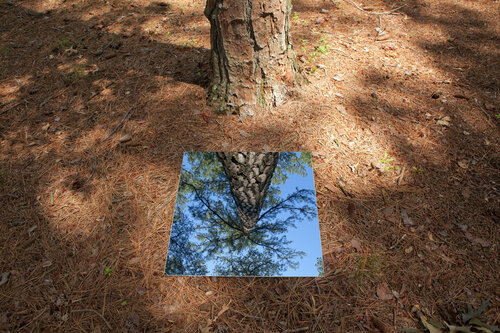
xmin=204 ymin=0 xmax=298 ymax=116
xmin=217 ymin=152 xmax=280 ymax=233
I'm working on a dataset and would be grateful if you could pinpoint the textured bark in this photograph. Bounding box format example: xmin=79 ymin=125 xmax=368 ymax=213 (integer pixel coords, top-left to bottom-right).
xmin=217 ymin=152 xmax=280 ymax=233
xmin=204 ymin=0 xmax=297 ymax=116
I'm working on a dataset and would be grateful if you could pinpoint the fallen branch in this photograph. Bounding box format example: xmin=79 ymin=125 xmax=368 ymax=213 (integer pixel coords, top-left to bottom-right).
xmin=102 ymin=108 xmax=132 ymax=142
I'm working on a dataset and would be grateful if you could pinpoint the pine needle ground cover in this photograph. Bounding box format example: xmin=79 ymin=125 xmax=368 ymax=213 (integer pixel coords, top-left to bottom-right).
xmin=0 ymin=0 xmax=498 ymax=331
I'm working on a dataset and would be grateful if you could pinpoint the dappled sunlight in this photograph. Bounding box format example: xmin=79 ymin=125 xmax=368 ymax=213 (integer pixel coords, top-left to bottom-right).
xmin=0 ymin=0 xmax=498 ymax=330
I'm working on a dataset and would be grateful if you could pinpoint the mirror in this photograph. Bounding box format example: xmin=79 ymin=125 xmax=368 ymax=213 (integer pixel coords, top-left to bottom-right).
xmin=164 ymin=152 xmax=324 ymax=277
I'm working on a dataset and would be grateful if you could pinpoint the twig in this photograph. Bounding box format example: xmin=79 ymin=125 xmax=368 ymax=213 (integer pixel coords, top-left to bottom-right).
xmin=0 ymin=101 xmax=24 ymax=115
xmin=88 ymin=80 xmax=116 ymax=101
xmin=397 ymin=167 xmax=405 ymax=186
xmin=23 ymin=306 xmax=49 ymax=328
xmin=338 ymin=0 xmax=405 ymax=16
xmin=39 ymin=89 xmax=67 ymax=108
xmin=320 ymin=31 xmax=354 ymax=44
xmin=330 ymin=48 xmax=358 ymax=61
xmin=72 ymin=309 xmax=112 ymax=329
xmin=284 ymin=327 xmax=309 ymax=333
xmin=0 ymin=100 xmax=14 ymax=109
xmin=102 ymin=108 xmax=132 ymax=142
xmin=336 ymin=178 xmax=354 ymax=198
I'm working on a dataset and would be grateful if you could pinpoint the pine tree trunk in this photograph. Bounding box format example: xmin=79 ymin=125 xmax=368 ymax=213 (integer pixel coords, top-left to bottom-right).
xmin=204 ymin=0 xmax=298 ymax=116
xmin=217 ymin=152 xmax=280 ymax=233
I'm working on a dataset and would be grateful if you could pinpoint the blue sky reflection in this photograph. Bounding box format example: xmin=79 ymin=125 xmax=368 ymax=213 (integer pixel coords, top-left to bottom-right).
xmin=164 ymin=152 xmax=324 ymax=277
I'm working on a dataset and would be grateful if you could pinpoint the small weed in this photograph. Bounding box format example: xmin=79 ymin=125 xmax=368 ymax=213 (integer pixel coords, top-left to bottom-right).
xmin=380 ymin=152 xmax=394 ymax=164
xmin=412 ymin=166 xmax=424 ymax=172
xmin=104 ymin=267 xmax=112 ymax=276
xmin=68 ymin=63 xmax=92 ymax=81
xmin=299 ymin=35 xmax=331 ymax=73
xmin=121 ymin=300 xmax=128 ymax=305
xmin=57 ymin=38 xmax=76 ymax=51
xmin=495 ymin=114 xmax=500 ymax=119
xmin=355 ymin=254 xmax=383 ymax=280
xmin=380 ymin=152 xmax=399 ymax=171
xmin=184 ymin=39 xmax=197 ymax=47
xmin=0 ymin=45 xmax=11 ymax=56
xmin=292 ymin=12 xmax=299 ymax=21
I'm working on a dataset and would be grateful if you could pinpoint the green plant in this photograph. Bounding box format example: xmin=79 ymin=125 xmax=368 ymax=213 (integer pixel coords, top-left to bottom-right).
xmin=316 ymin=36 xmax=331 ymax=55
xmin=495 ymin=114 xmax=500 ymax=119
xmin=0 ymin=45 xmax=11 ymax=56
xmin=58 ymin=38 xmax=76 ymax=51
xmin=184 ymin=39 xmax=197 ymax=47
xmin=68 ymin=63 xmax=91 ymax=81
xmin=299 ymin=35 xmax=331 ymax=73
xmin=380 ymin=152 xmax=399 ymax=171
xmin=412 ymin=166 xmax=424 ymax=172
xmin=355 ymin=254 xmax=383 ymax=280
xmin=104 ymin=267 xmax=112 ymax=277
xmin=121 ymin=300 xmax=128 ymax=305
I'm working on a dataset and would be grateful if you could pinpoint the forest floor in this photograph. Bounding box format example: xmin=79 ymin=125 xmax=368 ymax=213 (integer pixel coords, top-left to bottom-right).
xmin=0 ymin=0 xmax=499 ymax=331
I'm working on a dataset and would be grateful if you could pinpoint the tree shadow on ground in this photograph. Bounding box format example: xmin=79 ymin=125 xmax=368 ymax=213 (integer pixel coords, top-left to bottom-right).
xmin=1 ymin=0 xmax=499 ymax=331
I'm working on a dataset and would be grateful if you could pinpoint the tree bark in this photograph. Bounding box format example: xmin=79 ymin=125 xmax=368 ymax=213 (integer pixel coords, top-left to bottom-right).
xmin=204 ymin=0 xmax=298 ymax=116
xmin=217 ymin=152 xmax=280 ymax=233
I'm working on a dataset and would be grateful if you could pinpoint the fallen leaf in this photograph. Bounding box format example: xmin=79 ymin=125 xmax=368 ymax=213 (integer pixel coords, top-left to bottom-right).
xmin=333 ymin=75 xmax=344 ymax=82
xmin=445 ymin=322 xmax=474 ymax=333
xmin=436 ymin=119 xmax=450 ymax=127
xmin=420 ymin=315 xmax=443 ymax=333
xmin=401 ymin=208 xmax=414 ymax=226
xmin=436 ymin=115 xmax=451 ymax=127
xmin=464 ymin=232 xmax=491 ymax=248
xmin=351 ymin=239 xmax=362 ymax=252
xmin=463 ymin=299 xmax=490 ymax=322
xmin=405 ymin=246 xmax=413 ymax=254
xmin=118 ymin=133 xmax=132 ymax=143
xmin=383 ymin=207 xmax=397 ymax=223
xmin=201 ymin=112 xmax=209 ymax=123
xmin=484 ymin=102 xmax=495 ymax=111
xmin=376 ymin=283 xmax=394 ymax=300
xmin=469 ymin=317 xmax=500 ymax=332
xmin=0 ymin=272 xmax=10 ymax=286
xmin=336 ymin=105 xmax=347 ymax=115
xmin=129 ymin=257 xmax=140 ymax=265
xmin=239 ymin=130 xmax=250 ymax=138
xmin=458 ymin=160 xmax=469 ymax=169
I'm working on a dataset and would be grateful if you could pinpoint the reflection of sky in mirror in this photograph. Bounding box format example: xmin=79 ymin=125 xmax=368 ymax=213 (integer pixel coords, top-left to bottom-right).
xmin=164 ymin=152 xmax=324 ymax=277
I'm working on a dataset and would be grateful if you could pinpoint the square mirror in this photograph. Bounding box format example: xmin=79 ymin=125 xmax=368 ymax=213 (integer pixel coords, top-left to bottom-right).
xmin=164 ymin=152 xmax=324 ymax=277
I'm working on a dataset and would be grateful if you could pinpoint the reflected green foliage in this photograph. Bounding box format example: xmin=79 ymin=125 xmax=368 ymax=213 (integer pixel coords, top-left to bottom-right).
xmin=315 ymin=257 xmax=324 ymax=277
xmin=165 ymin=152 xmax=318 ymax=276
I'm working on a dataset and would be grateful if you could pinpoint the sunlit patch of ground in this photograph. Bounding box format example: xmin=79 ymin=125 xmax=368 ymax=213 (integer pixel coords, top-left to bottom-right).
xmin=0 ymin=0 xmax=498 ymax=331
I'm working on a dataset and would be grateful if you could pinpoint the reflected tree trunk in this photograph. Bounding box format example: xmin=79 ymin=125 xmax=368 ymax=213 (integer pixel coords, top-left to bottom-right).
xmin=217 ymin=152 xmax=280 ymax=233
xmin=204 ymin=0 xmax=298 ymax=116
